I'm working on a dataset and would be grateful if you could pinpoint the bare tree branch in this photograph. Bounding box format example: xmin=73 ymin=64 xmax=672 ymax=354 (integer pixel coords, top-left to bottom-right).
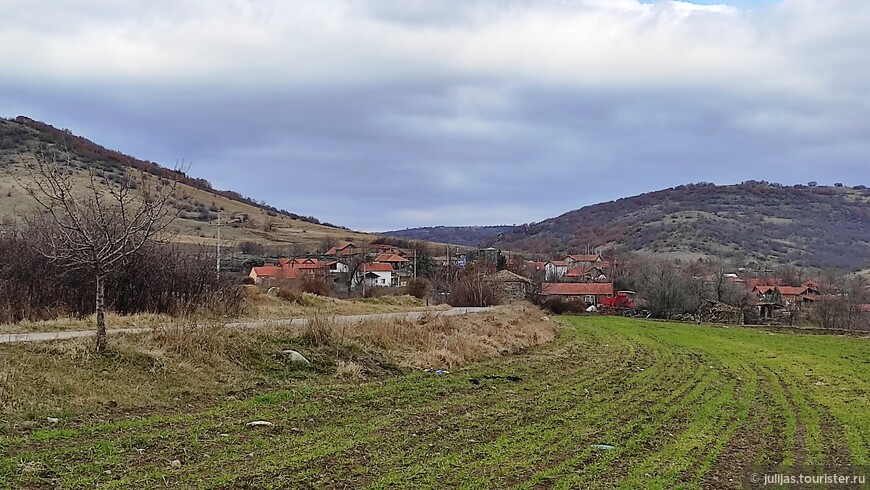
xmin=14 ymin=144 xmax=182 ymax=351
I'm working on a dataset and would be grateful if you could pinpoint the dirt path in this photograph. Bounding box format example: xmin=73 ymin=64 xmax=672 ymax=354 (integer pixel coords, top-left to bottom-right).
xmin=0 ymin=307 xmax=496 ymax=344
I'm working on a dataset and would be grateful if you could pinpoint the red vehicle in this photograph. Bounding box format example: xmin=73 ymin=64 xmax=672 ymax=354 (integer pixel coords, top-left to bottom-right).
xmin=599 ymin=291 xmax=636 ymax=313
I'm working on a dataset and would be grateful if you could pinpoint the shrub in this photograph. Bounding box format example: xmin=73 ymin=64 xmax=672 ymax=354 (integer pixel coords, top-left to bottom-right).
xmin=0 ymin=225 xmax=245 ymax=323
xmin=300 ymin=274 xmax=333 ymax=296
xmin=447 ymin=273 xmax=499 ymax=307
xmin=406 ymin=278 xmax=431 ymax=299
xmin=541 ymin=298 xmax=588 ymax=315
xmin=275 ymin=288 xmax=304 ymax=303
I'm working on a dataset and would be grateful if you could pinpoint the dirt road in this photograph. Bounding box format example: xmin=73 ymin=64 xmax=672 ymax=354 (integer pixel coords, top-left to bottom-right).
xmin=0 ymin=307 xmax=496 ymax=344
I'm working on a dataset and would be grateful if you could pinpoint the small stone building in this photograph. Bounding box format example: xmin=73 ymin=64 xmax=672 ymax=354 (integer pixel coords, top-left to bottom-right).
xmin=487 ymin=270 xmax=533 ymax=303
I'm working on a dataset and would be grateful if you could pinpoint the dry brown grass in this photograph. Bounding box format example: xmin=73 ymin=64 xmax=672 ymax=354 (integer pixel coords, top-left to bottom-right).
xmin=0 ymin=312 xmax=173 ymax=334
xmin=0 ymin=302 xmax=555 ymax=423
xmin=0 ymin=290 xmax=444 ymax=334
xmin=280 ymin=302 xmax=559 ymax=370
xmin=244 ymin=289 xmax=447 ymax=320
xmin=0 ymin=319 xmax=260 ymax=420
xmin=293 ymin=301 xmax=557 ymax=369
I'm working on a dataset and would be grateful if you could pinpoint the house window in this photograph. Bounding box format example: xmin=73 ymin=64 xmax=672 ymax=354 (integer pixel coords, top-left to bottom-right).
xmin=585 ymin=295 xmax=596 ymax=304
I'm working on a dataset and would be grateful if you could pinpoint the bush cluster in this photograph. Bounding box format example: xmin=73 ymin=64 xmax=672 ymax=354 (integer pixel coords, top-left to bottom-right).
xmin=0 ymin=225 xmax=245 ymax=323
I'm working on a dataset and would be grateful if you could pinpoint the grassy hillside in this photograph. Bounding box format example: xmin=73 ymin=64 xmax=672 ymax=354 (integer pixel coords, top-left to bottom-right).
xmin=0 ymin=117 xmax=372 ymax=252
xmin=383 ymin=225 xmax=514 ymax=247
xmin=1 ymin=315 xmax=867 ymax=488
xmin=393 ymin=182 xmax=870 ymax=270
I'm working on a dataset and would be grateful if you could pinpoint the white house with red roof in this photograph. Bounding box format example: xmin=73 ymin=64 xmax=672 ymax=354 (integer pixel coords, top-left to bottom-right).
xmin=353 ymin=262 xmax=394 ymax=288
xmin=374 ymin=253 xmax=410 ymax=270
xmin=545 ymin=261 xmax=568 ymax=281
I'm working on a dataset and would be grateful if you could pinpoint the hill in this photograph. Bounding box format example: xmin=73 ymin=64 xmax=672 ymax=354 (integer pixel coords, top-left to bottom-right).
xmin=382 ymin=225 xmax=514 ymax=247
xmin=0 ymin=116 xmax=372 ymax=252
xmin=391 ymin=182 xmax=870 ymax=270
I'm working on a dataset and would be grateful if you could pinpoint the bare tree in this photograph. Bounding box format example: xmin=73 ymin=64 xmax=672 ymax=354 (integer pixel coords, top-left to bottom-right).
xmin=17 ymin=148 xmax=179 ymax=351
xmin=332 ymin=241 xmax=371 ymax=294
xmin=635 ymin=257 xmax=703 ymax=319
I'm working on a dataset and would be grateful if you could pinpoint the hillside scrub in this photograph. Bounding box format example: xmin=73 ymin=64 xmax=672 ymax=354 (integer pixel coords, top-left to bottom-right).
xmin=400 ymin=182 xmax=870 ymax=270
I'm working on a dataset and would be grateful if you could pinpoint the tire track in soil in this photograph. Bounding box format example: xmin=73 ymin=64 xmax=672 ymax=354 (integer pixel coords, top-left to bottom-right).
xmin=699 ymin=362 xmax=773 ymax=489
xmin=363 ymin=355 xmax=681 ymax=488
xmin=223 ymin=337 xmax=640 ymax=487
xmin=767 ymin=367 xmax=808 ymax=470
xmin=492 ymin=348 xmax=700 ymax=485
xmin=520 ymin=366 xmax=719 ymax=489
xmin=818 ymin=412 xmax=854 ymax=472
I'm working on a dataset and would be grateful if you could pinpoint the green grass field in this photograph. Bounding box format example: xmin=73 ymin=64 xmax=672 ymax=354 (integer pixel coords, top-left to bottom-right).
xmin=1 ymin=317 xmax=868 ymax=489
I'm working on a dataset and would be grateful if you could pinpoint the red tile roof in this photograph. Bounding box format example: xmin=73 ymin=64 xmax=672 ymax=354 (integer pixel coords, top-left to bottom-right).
xmin=566 ymin=254 xmax=601 ymax=263
xmin=374 ymin=253 xmax=409 ymax=263
xmin=753 ymin=285 xmax=815 ymax=297
xmin=858 ymin=304 xmax=870 ymax=313
xmin=362 ymin=263 xmax=393 ymax=272
xmin=540 ymin=283 xmax=614 ymax=296
xmin=778 ymin=286 xmax=812 ymax=296
xmin=297 ymin=262 xmax=328 ymax=270
xmin=550 ymin=260 xmax=567 ymax=267
xmin=251 ymin=266 xmax=303 ymax=280
xmin=325 ymin=243 xmax=359 ymax=256
xmin=565 ymin=266 xmax=603 ymax=277
xmin=279 ymin=258 xmax=319 ymax=266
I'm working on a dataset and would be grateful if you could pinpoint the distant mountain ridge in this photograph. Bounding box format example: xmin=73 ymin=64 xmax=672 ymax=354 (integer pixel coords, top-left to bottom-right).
xmin=382 ymin=225 xmax=514 ymax=247
xmin=388 ymin=182 xmax=870 ymax=270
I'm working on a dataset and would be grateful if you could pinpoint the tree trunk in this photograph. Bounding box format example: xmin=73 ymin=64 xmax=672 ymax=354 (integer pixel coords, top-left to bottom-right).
xmin=95 ymin=274 xmax=107 ymax=353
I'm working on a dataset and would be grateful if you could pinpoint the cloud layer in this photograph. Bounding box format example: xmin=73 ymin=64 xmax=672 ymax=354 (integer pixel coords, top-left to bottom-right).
xmin=2 ymin=0 xmax=868 ymax=230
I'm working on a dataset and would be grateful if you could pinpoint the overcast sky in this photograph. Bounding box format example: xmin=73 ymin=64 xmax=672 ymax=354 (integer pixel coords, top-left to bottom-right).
xmin=1 ymin=0 xmax=868 ymax=231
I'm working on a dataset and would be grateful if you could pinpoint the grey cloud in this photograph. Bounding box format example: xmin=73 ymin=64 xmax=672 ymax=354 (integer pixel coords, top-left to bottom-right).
xmin=1 ymin=0 xmax=869 ymax=231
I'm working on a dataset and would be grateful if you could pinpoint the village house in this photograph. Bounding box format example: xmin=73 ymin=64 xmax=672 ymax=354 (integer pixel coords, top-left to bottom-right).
xmin=325 ymin=242 xmax=360 ymax=257
xmin=751 ymin=283 xmax=821 ymax=319
xmin=752 ymin=284 xmax=820 ymax=308
xmin=545 ymin=260 xmax=568 ymax=281
xmin=250 ymin=257 xmax=343 ymax=285
xmin=539 ymin=282 xmax=615 ymax=306
xmin=326 ymin=260 xmax=349 ymax=274
xmin=564 ymin=254 xmax=602 ymax=270
xmin=374 ymin=253 xmax=410 ymax=270
xmin=249 ymin=264 xmax=304 ymax=285
xmin=486 ymin=269 xmax=533 ymax=303
xmin=353 ymin=262 xmax=394 ymax=288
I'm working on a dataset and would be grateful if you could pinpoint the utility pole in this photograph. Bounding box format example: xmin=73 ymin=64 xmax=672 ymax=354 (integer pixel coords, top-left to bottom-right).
xmin=216 ymin=210 xmax=222 ymax=275
xmin=413 ymin=249 xmax=417 ymax=280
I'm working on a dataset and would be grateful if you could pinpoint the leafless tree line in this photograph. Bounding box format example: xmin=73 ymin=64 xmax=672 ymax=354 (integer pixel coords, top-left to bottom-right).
xmin=7 ymin=146 xmax=244 ymax=351
xmin=0 ymin=224 xmax=245 ymax=325
xmin=617 ymin=253 xmax=869 ymax=330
